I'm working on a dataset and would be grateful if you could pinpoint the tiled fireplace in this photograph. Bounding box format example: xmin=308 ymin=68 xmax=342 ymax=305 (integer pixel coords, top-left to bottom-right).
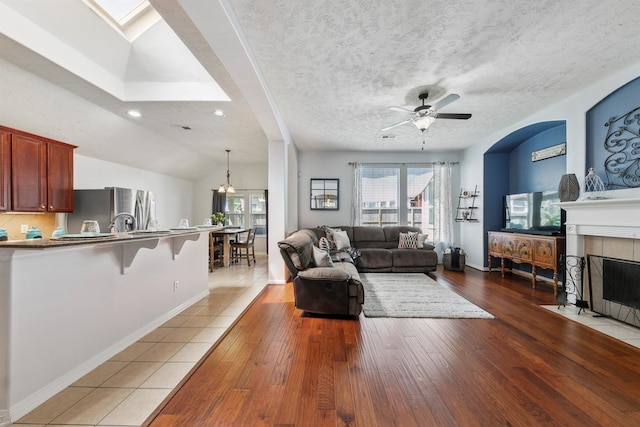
xmin=560 ymin=198 xmax=640 ymax=326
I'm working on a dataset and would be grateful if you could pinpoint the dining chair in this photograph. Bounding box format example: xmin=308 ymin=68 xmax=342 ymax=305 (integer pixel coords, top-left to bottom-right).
xmin=209 ymin=232 xmax=223 ymax=271
xmin=230 ymin=228 xmax=256 ymax=266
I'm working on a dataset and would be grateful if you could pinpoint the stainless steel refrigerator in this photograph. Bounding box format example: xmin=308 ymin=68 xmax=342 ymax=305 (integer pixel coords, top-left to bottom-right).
xmin=67 ymin=187 xmax=157 ymax=233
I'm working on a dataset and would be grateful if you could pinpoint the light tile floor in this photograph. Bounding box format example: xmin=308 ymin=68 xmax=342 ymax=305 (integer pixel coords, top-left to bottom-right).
xmin=543 ymin=304 xmax=640 ymax=349
xmin=11 ymin=255 xmax=269 ymax=427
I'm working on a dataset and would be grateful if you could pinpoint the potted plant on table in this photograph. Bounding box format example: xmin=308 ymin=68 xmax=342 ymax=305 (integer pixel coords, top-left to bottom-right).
xmin=211 ymin=212 xmax=226 ymax=226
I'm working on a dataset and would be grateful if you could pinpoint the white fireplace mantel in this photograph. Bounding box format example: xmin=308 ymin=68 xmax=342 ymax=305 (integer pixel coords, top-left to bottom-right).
xmin=558 ymin=198 xmax=640 ymax=256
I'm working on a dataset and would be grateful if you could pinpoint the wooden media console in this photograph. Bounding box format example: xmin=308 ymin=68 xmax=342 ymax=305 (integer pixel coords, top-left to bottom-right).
xmin=488 ymin=231 xmax=565 ymax=296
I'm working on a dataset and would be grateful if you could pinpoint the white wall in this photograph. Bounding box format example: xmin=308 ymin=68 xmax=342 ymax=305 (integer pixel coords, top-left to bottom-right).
xmin=297 ymin=150 xmax=461 ymax=229
xmin=74 ymin=154 xmax=194 ymax=230
xmin=459 ymin=60 xmax=640 ymax=270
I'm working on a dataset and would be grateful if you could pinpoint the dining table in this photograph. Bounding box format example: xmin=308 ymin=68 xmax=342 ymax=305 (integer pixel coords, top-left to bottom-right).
xmin=210 ymin=227 xmax=248 ymax=267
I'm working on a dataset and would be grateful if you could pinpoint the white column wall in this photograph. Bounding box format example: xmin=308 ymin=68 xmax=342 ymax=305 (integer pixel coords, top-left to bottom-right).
xmin=268 ymin=140 xmax=288 ymax=284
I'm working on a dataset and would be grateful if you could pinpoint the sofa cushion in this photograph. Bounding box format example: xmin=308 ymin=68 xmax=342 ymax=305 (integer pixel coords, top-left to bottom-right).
xmin=357 ymin=248 xmax=393 ymax=271
xmin=331 ymin=252 xmax=354 ymax=264
xmin=277 ymin=231 xmax=316 ymax=270
xmin=392 ymin=248 xmax=438 ymax=268
xmin=298 ymin=266 xmax=350 ymax=282
xmin=353 ymin=226 xmax=386 ymax=243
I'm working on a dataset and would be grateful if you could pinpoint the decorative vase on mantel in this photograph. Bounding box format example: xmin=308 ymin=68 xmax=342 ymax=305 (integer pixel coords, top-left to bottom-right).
xmin=557 ymin=173 xmax=580 ymax=202
xmin=582 ymin=167 xmax=606 ymax=200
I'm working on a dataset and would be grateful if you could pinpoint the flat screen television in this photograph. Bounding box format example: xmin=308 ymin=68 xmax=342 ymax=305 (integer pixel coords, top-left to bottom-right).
xmin=502 ymin=191 xmax=565 ymax=235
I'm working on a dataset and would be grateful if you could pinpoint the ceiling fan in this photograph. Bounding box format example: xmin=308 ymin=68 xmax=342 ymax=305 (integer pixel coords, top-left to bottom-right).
xmin=382 ymin=92 xmax=472 ymax=133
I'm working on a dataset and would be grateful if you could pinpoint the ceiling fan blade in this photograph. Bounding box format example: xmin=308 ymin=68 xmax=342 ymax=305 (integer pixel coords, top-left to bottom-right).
xmin=431 ymin=94 xmax=460 ymax=111
xmin=382 ymin=119 xmax=412 ymax=131
xmin=436 ymin=113 xmax=472 ymax=120
xmin=389 ymin=106 xmax=414 ymax=114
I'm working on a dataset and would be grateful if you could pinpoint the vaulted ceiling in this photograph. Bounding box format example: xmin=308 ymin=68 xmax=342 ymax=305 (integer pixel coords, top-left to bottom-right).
xmin=1 ymin=0 xmax=640 ymax=180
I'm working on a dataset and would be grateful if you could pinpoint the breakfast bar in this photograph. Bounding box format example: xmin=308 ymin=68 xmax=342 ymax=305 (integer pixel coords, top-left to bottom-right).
xmin=0 ymin=230 xmax=210 ymax=423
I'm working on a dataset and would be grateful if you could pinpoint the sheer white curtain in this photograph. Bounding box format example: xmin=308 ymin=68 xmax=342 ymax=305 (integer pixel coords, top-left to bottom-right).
xmin=351 ymin=162 xmax=362 ymax=226
xmin=431 ymin=162 xmax=454 ymax=261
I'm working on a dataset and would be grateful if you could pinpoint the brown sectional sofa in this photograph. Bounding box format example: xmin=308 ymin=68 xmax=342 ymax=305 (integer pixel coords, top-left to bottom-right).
xmin=278 ymin=226 xmax=437 ymax=316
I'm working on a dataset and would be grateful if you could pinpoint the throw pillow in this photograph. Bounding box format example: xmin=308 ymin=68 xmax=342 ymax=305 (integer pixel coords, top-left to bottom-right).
xmin=332 ymin=229 xmax=351 ymax=250
xmin=417 ymin=233 xmax=429 ymax=248
xmin=323 ymin=227 xmax=342 ymax=251
xmin=318 ymin=236 xmax=331 ymax=251
xmin=398 ymin=232 xmax=418 ymax=249
xmin=312 ymin=245 xmax=334 ymax=267
xmin=408 ymin=231 xmax=429 ymax=248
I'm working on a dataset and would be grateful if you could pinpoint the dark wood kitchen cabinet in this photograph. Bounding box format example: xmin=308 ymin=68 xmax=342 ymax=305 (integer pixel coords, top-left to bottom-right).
xmin=0 ymin=129 xmax=10 ymax=211
xmin=8 ymin=127 xmax=76 ymax=212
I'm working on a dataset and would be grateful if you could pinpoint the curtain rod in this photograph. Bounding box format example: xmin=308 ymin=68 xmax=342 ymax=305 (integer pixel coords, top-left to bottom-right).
xmin=348 ymin=161 xmax=459 ymax=166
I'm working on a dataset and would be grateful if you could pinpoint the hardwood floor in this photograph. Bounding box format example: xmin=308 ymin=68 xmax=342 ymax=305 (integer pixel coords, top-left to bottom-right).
xmin=146 ymin=266 xmax=640 ymax=426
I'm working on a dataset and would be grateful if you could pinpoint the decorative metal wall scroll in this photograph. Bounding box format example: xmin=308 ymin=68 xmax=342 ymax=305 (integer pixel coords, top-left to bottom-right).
xmin=531 ymin=142 xmax=566 ymax=162
xmin=603 ymin=106 xmax=640 ymax=189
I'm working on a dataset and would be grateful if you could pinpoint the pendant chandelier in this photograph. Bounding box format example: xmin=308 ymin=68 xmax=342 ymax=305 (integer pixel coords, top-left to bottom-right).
xmin=218 ymin=149 xmax=235 ymax=193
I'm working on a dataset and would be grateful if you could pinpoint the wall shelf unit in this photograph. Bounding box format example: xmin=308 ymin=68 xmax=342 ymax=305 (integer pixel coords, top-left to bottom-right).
xmin=455 ymin=185 xmax=479 ymax=222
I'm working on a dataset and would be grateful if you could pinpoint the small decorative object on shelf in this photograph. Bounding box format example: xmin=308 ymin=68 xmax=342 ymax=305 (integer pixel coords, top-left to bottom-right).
xmin=557 ymin=173 xmax=580 ymax=202
xmin=582 ymin=167 xmax=606 ymax=200
xmin=455 ymin=185 xmax=479 ymax=222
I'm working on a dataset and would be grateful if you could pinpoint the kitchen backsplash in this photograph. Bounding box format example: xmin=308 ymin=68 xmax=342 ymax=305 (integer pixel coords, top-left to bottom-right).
xmin=0 ymin=213 xmax=57 ymax=240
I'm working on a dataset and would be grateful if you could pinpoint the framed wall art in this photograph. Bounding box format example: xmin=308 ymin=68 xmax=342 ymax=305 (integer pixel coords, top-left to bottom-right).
xmin=310 ymin=178 xmax=339 ymax=210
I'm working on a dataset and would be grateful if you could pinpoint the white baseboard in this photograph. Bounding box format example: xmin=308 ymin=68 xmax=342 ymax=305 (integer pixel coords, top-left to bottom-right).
xmin=0 ymin=409 xmax=10 ymax=427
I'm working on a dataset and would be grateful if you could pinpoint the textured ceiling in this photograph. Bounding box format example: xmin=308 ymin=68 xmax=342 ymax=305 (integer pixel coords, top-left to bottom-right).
xmin=224 ymin=0 xmax=640 ymax=152
xmin=2 ymin=0 xmax=640 ymax=180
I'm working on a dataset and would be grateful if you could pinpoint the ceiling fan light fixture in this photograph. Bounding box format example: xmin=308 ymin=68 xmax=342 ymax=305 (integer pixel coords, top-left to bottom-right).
xmin=412 ymin=116 xmax=436 ymax=131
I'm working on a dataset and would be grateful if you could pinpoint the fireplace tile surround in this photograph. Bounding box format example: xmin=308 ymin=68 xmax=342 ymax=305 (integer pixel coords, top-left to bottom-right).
xmin=560 ymin=197 xmax=640 ymax=327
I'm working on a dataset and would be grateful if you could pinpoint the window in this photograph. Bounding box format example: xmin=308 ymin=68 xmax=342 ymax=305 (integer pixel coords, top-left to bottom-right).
xmin=224 ymin=191 xmax=267 ymax=236
xmin=407 ymin=167 xmax=435 ymax=237
xmin=361 ymin=167 xmax=399 ymax=226
xmin=359 ymin=165 xmax=434 ymax=231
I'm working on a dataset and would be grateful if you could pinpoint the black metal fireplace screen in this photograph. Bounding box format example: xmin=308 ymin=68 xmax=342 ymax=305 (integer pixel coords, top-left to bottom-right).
xmin=587 ymin=254 xmax=640 ymax=327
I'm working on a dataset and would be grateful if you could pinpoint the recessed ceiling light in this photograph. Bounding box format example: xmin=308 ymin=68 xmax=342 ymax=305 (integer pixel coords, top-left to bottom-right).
xmin=127 ymin=110 xmax=142 ymax=118
xmin=213 ymin=110 xmax=225 ymax=117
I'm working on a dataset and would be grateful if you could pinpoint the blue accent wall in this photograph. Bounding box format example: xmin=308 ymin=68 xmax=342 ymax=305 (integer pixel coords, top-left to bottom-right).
xmin=482 ymin=122 xmax=567 ymax=267
xmin=586 ymin=76 xmax=640 ymax=189
xmin=509 ymin=126 xmax=566 ymax=193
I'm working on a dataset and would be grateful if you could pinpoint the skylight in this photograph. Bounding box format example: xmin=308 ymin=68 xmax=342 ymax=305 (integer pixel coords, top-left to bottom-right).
xmin=85 ymin=0 xmax=158 ymax=41
xmin=93 ymin=0 xmax=148 ymax=25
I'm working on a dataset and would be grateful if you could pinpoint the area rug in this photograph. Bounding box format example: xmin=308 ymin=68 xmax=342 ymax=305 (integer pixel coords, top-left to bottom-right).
xmin=360 ymin=273 xmax=495 ymax=319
